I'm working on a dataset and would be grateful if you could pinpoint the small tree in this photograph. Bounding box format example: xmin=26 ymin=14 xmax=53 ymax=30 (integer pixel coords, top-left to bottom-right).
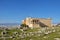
xmin=20 ymin=24 xmax=29 ymax=29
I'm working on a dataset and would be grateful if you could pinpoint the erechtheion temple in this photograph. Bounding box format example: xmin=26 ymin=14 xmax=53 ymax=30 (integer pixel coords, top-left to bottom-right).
xmin=22 ymin=17 xmax=52 ymax=28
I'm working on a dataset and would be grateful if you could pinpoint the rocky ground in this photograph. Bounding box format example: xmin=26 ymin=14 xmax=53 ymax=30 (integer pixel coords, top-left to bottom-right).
xmin=0 ymin=26 xmax=60 ymax=40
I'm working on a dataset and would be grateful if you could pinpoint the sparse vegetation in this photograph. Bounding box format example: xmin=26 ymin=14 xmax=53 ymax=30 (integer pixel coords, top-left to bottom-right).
xmin=0 ymin=26 xmax=60 ymax=40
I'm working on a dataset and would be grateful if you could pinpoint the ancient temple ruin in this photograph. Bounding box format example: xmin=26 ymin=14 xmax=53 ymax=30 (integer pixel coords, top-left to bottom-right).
xmin=22 ymin=17 xmax=52 ymax=28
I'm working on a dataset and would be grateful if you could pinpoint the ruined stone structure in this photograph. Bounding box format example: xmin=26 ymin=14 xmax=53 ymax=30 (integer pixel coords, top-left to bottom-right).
xmin=22 ymin=17 xmax=52 ymax=28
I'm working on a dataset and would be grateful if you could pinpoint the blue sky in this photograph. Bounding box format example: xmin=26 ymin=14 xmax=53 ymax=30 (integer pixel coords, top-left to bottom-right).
xmin=0 ymin=0 xmax=60 ymax=23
